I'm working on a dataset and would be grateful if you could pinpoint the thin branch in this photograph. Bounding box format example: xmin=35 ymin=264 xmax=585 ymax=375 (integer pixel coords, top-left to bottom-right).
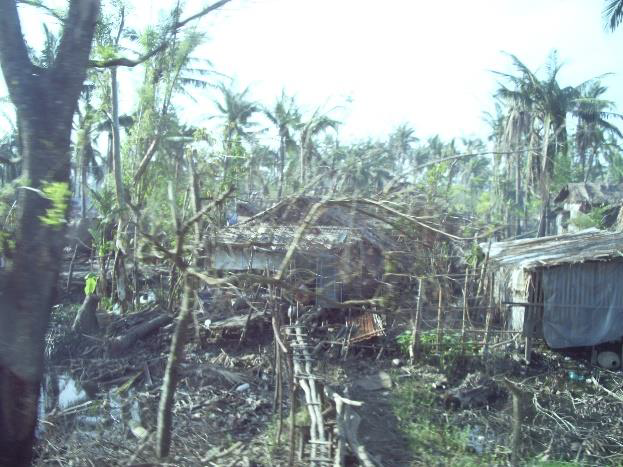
xmin=89 ymin=0 xmax=232 ymax=69
xmin=176 ymin=0 xmax=233 ymax=29
xmin=16 ymin=0 xmax=65 ymax=22
xmin=88 ymin=43 xmax=167 ymax=69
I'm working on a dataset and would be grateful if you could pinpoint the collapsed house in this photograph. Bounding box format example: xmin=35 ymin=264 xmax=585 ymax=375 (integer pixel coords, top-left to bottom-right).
xmin=209 ymin=197 xmax=398 ymax=341
xmin=486 ymin=228 xmax=623 ymax=357
xmin=214 ymin=197 xmax=394 ymax=303
xmin=551 ymin=182 xmax=623 ymax=234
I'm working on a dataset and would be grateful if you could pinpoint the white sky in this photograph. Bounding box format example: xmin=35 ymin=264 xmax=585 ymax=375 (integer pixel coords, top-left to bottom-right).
xmin=4 ymin=0 xmax=623 ymax=145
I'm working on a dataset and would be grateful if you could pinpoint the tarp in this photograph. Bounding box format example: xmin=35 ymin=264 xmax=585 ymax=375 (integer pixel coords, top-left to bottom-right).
xmin=542 ymin=261 xmax=623 ymax=348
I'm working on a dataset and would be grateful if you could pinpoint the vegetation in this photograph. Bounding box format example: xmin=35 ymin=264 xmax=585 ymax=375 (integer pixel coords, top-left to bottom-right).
xmin=0 ymin=0 xmax=622 ymax=465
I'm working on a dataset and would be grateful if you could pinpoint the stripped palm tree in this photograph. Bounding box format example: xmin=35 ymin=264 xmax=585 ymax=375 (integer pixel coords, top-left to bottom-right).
xmin=299 ymin=109 xmax=339 ymax=187
xmin=494 ymin=52 xmax=581 ymax=236
xmin=264 ymin=91 xmax=301 ymax=198
xmin=389 ymin=123 xmax=418 ymax=173
xmin=213 ymin=83 xmax=259 ymax=182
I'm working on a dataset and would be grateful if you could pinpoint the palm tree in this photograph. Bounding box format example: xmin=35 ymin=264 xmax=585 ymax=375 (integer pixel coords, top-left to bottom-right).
xmin=389 ymin=123 xmax=418 ymax=173
xmin=572 ymin=81 xmax=623 ymax=181
xmin=604 ymin=0 xmax=623 ymax=30
xmin=264 ymin=91 xmax=301 ymax=198
xmin=494 ymin=52 xmax=580 ymax=236
xmin=298 ymin=109 xmax=339 ymax=187
xmin=213 ymin=83 xmax=259 ymax=183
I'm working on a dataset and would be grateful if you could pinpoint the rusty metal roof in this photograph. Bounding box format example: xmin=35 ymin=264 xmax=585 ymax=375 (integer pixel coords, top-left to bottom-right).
xmin=485 ymin=228 xmax=623 ymax=270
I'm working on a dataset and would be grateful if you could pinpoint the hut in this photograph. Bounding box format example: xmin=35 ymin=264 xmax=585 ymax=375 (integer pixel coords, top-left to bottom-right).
xmin=212 ymin=196 xmax=395 ymax=306
xmin=551 ymin=182 xmax=623 ymax=234
xmin=486 ymin=228 xmax=623 ymax=357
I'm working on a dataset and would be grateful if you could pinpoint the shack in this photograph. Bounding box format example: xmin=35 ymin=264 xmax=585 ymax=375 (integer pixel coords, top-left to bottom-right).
xmin=486 ymin=228 xmax=623 ymax=352
xmin=212 ymin=196 xmax=395 ymax=306
xmin=552 ymin=182 xmax=623 ymax=234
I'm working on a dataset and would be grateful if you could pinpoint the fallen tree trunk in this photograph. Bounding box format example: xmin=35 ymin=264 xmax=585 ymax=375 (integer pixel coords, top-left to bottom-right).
xmin=108 ymin=313 xmax=172 ymax=357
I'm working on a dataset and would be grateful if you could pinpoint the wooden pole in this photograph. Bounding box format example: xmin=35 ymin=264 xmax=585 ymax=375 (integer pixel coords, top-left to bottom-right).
xmin=461 ymin=268 xmax=469 ymax=353
xmin=483 ymin=276 xmax=494 ymax=351
xmin=436 ymin=284 xmax=443 ymax=353
xmin=410 ymin=279 xmax=424 ymax=364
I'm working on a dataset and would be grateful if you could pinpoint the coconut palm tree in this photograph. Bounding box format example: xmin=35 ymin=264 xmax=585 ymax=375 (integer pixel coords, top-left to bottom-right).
xmin=213 ymin=83 xmax=259 ymax=181
xmin=388 ymin=123 xmax=418 ymax=172
xmin=298 ymin=109 xmax=339 ymax=187
xmin=494 ymin=52 xmax=580 ymax=236
xmin=572 ymin=81 xmax=623 ymax=181
xmin=264 ymin=91 xmax=301 ymax=198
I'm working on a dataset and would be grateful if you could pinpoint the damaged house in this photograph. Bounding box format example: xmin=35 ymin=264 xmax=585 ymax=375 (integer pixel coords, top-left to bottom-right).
xmin=551 ymin=182 xmax=623 ymax=234
xmin=209 ymin=197 xmax=396 ymax=341
xmin=486 ymin=228 xmax=623 ymax=362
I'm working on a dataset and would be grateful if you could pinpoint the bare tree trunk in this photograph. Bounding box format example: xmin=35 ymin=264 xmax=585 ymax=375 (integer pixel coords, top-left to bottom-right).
xmin=278 ymin=135 xmax=286 ymax=199
xmin=111 ymin=66 xmax=130 ymax=311
xmin=156 ymin=276 xmax=193 ymax=458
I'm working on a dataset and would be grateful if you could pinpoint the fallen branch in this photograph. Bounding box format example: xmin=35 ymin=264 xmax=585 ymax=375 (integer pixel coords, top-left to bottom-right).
xmin=325 ymin=386 xmax=382 ymax=467
xmin=108 ymin=313 xmax=172 ymax=357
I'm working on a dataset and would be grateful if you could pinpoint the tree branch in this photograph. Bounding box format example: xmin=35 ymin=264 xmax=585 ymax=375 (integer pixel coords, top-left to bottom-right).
xmin=16 ymin=0 xmax=65 ymax=22
xmin=89 ymin=0 xmax=232 ymax=69
xmin=89 ymin=42 xmax=168 ymax=69
xmin=0 ymin=0 xmax=36 ymax=105
xmin=176 ymin=0 xmax=233 ymax=29
xmin=52 ymin=0 xmax=100 ymax=105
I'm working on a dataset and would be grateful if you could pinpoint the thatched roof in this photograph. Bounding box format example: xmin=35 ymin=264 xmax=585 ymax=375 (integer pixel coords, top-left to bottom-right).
xmin=553 ymin=182 xmax=623 ymax=206
xmin=485 ymin=228 xmax=623 ymax=270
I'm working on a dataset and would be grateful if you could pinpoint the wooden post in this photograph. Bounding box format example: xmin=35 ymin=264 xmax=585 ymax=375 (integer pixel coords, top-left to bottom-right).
xmin=410 ymin=279 xmax=424 ymax=364
xmin=461 ymin=268 xmax=469 ymax=353
xmin=483 ymin=276 xmax=494 ymax=351
xmin=436 ymin=285 xmax=443 ymax=353
xmin=524 ymin=304 xmax=533 ymax=364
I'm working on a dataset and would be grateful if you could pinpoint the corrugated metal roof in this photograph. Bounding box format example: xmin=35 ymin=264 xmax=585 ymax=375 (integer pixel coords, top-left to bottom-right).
xmin=485 ymin=228 xmax=623 ymax=270
xmin=216 ymin=223 xmax=362 ymax=253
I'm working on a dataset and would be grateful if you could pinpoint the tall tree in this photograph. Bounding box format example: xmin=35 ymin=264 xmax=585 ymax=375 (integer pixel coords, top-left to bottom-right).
xmin=495 ymin=53 xmax=579 ymax=236
xmin=0 ymin=1 xmax=100 ymax=464
xmin=572 ymin=81 xmax=623 ymax=181
xmin=213 ymin=83 xmax=259 ymax=185
xmin=264 ymin=91 xmax=301 ymax=198
xmin=298 ymin=110 xmax=339 ymax=188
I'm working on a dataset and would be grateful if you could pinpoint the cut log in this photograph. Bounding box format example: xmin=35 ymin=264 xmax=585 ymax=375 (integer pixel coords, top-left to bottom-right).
xmin=72 ymin=294 xmax=100 ymax=335
xmin=108 ymin=314 xmax=172 ymax=357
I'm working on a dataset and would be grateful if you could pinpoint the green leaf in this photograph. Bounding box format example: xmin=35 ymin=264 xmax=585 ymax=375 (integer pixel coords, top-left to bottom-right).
xmin=39 ymin=181 xmax=70 ymax=228
xmin=84 ymin=273 xmax=98 ymax=295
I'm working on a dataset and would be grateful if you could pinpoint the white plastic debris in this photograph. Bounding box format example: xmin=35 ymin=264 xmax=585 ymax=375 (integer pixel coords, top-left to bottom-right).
xmin=235 ymin=383 xmax=250 ymax=392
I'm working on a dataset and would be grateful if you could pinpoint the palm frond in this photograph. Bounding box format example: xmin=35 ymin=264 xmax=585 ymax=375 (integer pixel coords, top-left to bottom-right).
xmin=604 ymin=0 xmax=623 ymax=31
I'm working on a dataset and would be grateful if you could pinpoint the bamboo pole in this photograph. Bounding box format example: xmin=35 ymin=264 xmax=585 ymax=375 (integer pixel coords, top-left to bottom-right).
xmin=483 ymin=275 xmax=494 ymax=351
xmin=410 ymin=279 xmax=424 ymax=364
xmin=436 ymin=284 xmax=443 ymax=352
xmin=461 ymin=268 xmax=469 ymax=353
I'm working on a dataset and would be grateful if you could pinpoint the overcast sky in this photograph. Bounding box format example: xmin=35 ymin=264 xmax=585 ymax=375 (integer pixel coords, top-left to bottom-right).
xmin=6 ymin=0 xmax=623 ymax=145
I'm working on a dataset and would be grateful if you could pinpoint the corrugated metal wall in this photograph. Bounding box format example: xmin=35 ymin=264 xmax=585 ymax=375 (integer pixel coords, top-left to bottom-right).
xmin=543 ymin=260 xmax=623 ymax=348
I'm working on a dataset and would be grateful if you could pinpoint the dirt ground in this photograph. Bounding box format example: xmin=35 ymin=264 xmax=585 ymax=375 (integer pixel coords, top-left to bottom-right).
xmin=33 ymin=277 xmax=623 ymax=467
